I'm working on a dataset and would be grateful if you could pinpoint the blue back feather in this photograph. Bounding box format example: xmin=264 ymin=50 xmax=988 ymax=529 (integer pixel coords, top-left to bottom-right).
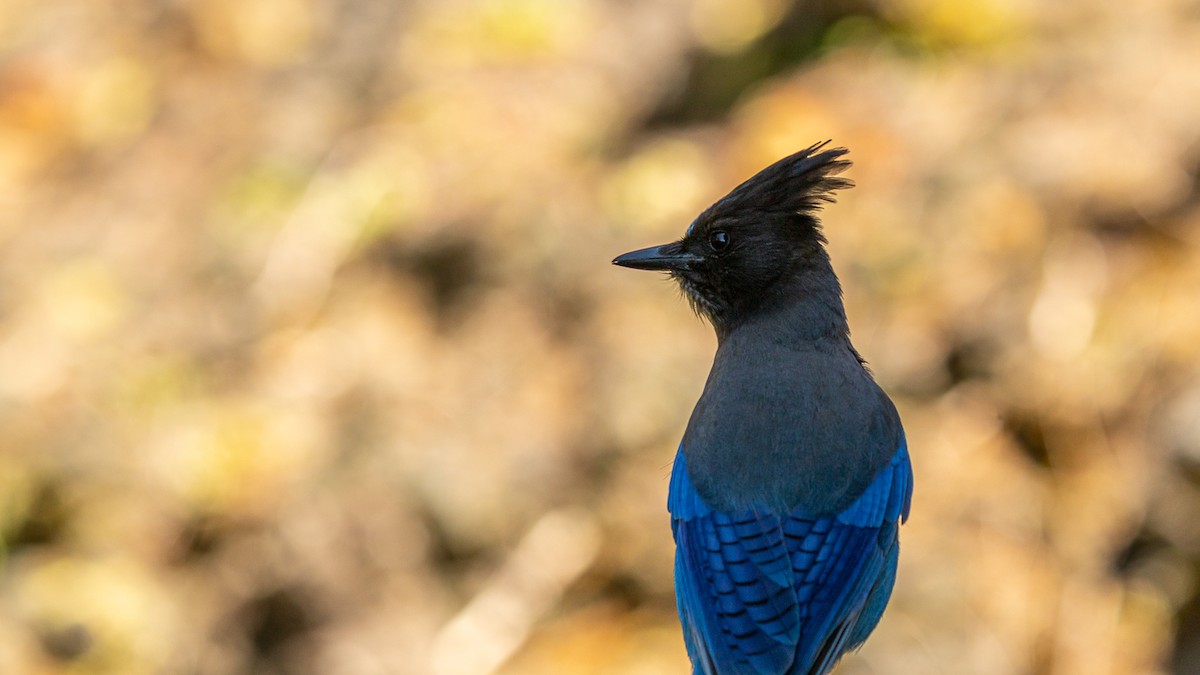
xmin=670 ymin=440 xmax=912 ymax=675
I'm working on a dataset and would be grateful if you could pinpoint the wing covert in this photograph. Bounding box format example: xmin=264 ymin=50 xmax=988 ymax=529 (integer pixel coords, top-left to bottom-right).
xmin=669 ymin=443 xmax=911 ymax=675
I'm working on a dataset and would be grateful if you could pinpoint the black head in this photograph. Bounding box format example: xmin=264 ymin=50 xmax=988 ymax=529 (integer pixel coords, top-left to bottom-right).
xmin=613 ymin=141 xmax=853 ymax=336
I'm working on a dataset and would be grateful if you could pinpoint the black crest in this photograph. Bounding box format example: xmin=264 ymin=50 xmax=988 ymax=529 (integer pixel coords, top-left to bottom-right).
xmin=614 ymin=141 xmax=855 ymax=338
xmin=695 ymin=140 xmax=853 ymax=232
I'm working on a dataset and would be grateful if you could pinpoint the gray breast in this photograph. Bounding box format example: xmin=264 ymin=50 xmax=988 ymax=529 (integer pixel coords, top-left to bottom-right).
xmin=681 ymin=337 xmax=900 ymax=515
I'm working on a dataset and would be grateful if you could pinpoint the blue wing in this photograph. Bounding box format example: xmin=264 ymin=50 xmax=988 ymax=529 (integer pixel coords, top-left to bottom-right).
xmin=669 ymin=440 xmax=912 ymax=675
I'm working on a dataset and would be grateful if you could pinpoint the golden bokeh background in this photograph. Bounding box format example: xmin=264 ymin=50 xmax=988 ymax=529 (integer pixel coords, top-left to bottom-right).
xmin=2 ymin=0 xmax=1200 ymax=673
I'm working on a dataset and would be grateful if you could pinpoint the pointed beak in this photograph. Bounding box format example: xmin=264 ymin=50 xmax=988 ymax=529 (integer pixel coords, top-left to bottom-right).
xmin=612 ymin=243 xmax=701 ymax=272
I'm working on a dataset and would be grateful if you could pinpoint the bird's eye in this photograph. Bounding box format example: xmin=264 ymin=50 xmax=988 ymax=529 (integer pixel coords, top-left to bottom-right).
xmin=708 ymin=230 xmax=730 ymax=251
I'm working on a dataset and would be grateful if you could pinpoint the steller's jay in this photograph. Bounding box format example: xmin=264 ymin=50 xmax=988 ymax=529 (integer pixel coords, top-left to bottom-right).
xmin=613 ymin=142 xmax=912 ymax=675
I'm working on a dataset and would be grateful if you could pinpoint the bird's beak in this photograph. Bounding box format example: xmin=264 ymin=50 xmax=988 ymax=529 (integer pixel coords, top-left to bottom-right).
xmin=612 ymin=243 xmax=701 ymax=272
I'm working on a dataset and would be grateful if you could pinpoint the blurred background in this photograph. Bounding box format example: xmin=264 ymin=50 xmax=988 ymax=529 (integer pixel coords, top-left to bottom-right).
xmin=1 ymin=0 xmax=1199 ymax=673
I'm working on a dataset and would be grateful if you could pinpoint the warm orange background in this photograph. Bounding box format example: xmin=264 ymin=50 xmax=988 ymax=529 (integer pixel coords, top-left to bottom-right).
xmin=2 ymin=1 xmax=1199 ymax=673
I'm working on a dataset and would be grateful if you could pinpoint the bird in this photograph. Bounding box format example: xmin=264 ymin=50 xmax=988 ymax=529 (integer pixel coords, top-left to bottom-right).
xmin=612 ymin=142 xmax=912 ymax=675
